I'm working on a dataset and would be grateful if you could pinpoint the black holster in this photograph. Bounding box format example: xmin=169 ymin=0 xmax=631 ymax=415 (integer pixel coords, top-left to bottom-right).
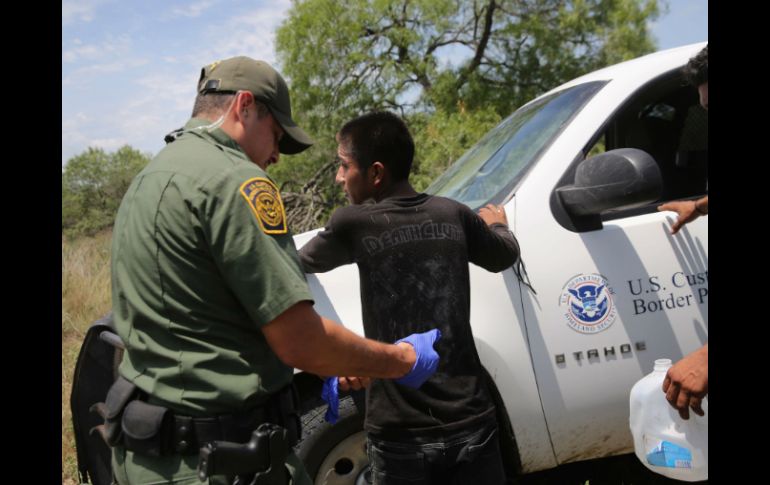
xmin=198 ymin=423 xmax=290 ymax=485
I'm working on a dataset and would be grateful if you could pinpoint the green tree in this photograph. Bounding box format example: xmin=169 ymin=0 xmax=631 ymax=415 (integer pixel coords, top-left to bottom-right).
xmin=409 ymin=105 xmax=503 ymax=191
xmin=62 ymin=146 xmax=151 ymax=237
xmin=272 ymin=0 xmax=662 ymax=231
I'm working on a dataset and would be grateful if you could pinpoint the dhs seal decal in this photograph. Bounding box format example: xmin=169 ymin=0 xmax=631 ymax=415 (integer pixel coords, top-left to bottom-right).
xmin=240 ymin=177 xmax=287 ymax=234
xmin=559 ymin=274 xmax=617 ymax=334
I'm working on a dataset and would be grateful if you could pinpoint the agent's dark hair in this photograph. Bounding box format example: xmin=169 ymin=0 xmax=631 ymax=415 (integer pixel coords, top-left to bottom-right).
xmin=192 ymin=92 xmax=235 ymax=117
xmin=683 ymin=45 xmax=708 ymax=87
xmin=337 ymin=111 xmax=415 ymax=181
xmin=191 ymin=92 xmax=270 ymax=119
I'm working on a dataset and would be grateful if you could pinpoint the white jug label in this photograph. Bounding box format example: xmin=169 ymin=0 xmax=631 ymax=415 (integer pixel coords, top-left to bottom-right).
xmin=644 ymin=438 xmax=692 ymax=469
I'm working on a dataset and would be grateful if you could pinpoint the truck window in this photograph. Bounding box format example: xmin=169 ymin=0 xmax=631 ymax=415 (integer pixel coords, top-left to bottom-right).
xmin=586 ymin=71 xmax=708 ymax=220
xmin=426 ymin=81 xmax=606 ymax=210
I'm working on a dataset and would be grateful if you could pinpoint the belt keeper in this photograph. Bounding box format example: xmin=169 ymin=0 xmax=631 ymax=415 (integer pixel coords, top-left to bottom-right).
xmin=174 ymin=415 xmax=193 ymax=454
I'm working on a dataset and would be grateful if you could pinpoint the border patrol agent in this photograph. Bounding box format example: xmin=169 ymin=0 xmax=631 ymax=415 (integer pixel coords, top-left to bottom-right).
xmin=105 ymin=57 xmax=440 ymax=485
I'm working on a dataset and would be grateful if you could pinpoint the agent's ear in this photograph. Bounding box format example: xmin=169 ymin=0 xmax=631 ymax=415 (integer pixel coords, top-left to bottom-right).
xmin=370 ymin=161 xmax=386 ymax=187
xmin=237 ymin=91 xmax=253 ymax=120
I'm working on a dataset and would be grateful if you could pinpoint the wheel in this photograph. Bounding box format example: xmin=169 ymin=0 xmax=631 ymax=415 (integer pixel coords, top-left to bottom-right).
xmin=295 ymin=395 xmax=371 ymax=485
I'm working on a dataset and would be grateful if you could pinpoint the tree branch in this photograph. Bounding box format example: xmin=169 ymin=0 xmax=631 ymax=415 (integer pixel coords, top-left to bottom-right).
xmin=456 ymin=0 xmax=496 ymax=90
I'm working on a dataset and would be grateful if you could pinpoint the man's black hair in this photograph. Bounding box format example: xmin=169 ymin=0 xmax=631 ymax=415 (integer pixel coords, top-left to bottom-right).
xmin=683 ymin=45 xmax=708 ymax=87
xmin=338 ymin=111 xmax=415 ymax=181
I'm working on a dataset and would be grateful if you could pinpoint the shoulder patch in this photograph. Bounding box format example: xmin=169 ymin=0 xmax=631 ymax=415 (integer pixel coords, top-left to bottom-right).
xmin=239 ymin=177 xmax=288 ymax=234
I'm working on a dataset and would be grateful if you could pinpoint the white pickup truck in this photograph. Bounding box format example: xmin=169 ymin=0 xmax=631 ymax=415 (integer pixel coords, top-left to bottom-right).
xmin=71 ymin=42 xmax=707 ymax=484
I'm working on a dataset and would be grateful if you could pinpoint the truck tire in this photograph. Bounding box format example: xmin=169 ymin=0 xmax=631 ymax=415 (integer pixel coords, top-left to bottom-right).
xmin=295 ymin=395 xmax=371 ymax=485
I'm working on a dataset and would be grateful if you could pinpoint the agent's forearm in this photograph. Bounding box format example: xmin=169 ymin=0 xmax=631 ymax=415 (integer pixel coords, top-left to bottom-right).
xmin=262 ymin=301 xmax=414 ymax=378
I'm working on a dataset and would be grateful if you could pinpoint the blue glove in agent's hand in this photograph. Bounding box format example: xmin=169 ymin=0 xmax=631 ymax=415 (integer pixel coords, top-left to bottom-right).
xmin=394 ymin=329 xmax=442 ymax=388
xmin=322 ymin=376 xmax=339 ymax=424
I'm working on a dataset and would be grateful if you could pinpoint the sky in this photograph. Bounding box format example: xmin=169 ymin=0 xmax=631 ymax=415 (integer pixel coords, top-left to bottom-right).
xmin=61 ymin=0 xmax=708 ymax=166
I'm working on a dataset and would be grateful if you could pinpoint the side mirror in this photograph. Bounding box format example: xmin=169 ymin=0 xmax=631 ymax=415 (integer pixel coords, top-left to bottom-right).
xmin=556 ymin=148 xmax=662 ymax=217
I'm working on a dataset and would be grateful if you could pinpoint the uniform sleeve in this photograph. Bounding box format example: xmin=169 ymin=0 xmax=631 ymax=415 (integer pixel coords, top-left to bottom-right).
xmin=298 ymin=210 xmax=354 ymax=273
xmin=462 ymin=206 xmax=520 ymax=272
xmin=199 ymin=167 xmax=314 ymax=327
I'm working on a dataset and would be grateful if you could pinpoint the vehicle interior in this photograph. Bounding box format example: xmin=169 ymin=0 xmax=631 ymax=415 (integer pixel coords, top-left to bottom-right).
xmin=591 ymin=70 xmax=709 ymax=221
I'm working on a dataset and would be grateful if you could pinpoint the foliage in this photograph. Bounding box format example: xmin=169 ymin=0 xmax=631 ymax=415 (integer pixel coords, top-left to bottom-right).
xmin=409 ymin=106 xmax=502 ymax=191
xmin=272 ymin=0 xmax=662 ymax=229
xmin=62 ymin=146 xmax=151 ymax=237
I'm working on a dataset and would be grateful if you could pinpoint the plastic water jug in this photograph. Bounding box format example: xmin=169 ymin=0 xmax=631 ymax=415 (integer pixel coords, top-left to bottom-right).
xmin=629 ymin=358 xmax=707 ymax=481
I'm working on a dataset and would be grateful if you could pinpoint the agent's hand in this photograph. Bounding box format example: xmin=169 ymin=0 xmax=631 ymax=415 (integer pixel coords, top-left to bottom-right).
xmin=662 ymin=344 xmax=708 ymax=420
xmin=658 ymin=200 xmax=701 ymax=235
xmin=321 ymin=376 xmax=339 ymax=423
xmin=478 ymin=204 xmax=508 ymax=226
xmin=394 ymin=329 xmax=442 ymax=388
xmin=339 ymin=376 xmax=372 ymax=392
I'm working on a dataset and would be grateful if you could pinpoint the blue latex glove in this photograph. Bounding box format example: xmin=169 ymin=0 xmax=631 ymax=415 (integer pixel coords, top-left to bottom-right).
xmin=321 ymin=376 xmax=339 ymax=424
xmin=394 ymin=329 xmax=442 ymax=388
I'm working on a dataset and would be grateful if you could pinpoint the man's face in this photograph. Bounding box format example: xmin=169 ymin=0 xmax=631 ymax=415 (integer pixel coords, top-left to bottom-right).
xmin=698 ymin=82 xmax=708 ymax=111
xmin=335 ymin=142 xmax=373 ymax=204
xmin=243 ymin=108 xmax=284 ymax=170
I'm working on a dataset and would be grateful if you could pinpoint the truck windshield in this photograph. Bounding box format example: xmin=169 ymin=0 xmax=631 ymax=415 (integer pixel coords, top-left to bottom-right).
xmin=425 ymin=81 xmax=606 ymax=209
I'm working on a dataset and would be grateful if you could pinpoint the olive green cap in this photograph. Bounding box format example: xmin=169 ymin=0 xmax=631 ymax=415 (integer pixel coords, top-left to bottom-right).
xmin=198 ymin=56 xmax=314 ymax=154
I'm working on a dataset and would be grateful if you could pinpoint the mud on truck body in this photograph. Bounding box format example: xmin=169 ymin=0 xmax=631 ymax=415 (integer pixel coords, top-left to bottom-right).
xmin=71 ymin=42 xmax=708 ymax=484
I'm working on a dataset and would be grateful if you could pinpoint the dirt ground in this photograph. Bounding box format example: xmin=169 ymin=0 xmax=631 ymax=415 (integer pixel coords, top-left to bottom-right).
xmin=512 ymin=452 xmax=707 ymax=484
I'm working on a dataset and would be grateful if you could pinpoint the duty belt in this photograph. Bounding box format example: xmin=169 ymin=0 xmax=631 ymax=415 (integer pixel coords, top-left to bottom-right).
xmin=91 ymin=377 xmax=300 ymax=457
xmin=169 ymin=406 xmax=272 ymax=455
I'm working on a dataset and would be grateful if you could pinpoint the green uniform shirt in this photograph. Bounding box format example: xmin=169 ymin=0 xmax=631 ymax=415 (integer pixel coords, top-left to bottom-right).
xmin=111 ymin=118 xmax=313 ymax=416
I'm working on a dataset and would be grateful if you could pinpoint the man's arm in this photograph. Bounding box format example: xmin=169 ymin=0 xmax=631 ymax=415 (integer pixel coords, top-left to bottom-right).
xmin=261 ymin=301 xmax=414 ymax=378
xmin=657 ymin=195 xmax=708 ymax=235
xmin=299 ymin=218 xmax=353 ymax=273
xmin=662 ymin=343 xmax=708 ymax=420
xmin=467 ymin=203 xmax=520 ymax=272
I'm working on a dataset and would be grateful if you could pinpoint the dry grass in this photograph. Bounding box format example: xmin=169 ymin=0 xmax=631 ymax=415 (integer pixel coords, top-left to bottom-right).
xmin=62 ymin=230 xmax=113 ymax=484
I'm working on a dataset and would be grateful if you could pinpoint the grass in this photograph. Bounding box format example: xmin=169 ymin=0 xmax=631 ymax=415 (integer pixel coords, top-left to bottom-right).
xmin=62 ymin=230 xmax=113 ymax=484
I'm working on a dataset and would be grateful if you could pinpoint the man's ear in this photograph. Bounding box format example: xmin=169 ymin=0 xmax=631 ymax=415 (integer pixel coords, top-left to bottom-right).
xmin=371 ymin=161 xmax=386 ymax=187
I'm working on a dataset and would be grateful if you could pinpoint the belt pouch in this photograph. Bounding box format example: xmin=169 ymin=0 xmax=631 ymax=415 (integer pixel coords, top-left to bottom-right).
xmin=121 ymin=400 xmax=172 ymax=457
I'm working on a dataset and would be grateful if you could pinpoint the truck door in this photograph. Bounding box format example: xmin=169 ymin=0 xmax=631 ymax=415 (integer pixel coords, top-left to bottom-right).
xmin=516 ymin=71 xmax=708 ymax=464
